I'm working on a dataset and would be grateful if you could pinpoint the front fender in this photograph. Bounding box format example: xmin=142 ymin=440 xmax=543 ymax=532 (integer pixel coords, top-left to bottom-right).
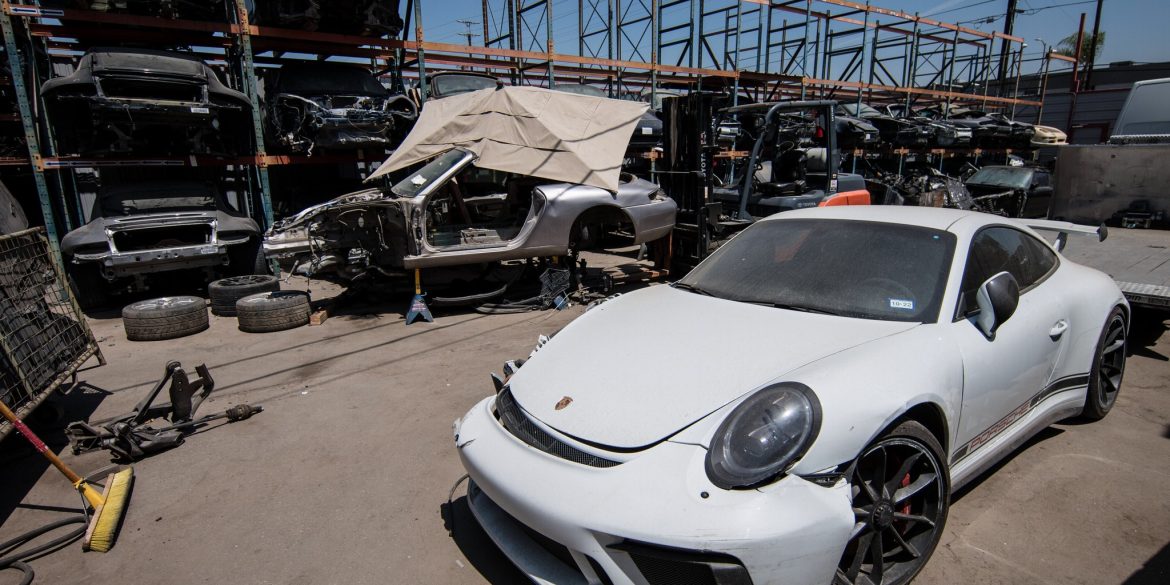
xmin=784 ymin=323 xmax=963 ymax=474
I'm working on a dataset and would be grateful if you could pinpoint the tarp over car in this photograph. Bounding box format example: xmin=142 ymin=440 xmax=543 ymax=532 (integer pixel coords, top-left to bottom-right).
xmin=367 ymin=85 xmax=649 ymax=192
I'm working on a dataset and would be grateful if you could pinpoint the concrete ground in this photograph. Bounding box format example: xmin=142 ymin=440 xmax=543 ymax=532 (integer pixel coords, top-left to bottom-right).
xmin=1 ymin=257 xmax=1168 ymax=585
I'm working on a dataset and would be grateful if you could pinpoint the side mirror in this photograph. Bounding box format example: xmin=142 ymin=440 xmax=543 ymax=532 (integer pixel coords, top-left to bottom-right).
xmin=975 ymin=271 xmax=1020 ymax=338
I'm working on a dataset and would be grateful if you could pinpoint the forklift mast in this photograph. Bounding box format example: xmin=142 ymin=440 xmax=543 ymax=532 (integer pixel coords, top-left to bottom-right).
xmin=725 ymin=100 xmax=839 ymax=220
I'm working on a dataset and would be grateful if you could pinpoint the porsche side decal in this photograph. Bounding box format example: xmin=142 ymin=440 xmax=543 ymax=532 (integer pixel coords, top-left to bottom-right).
xmin=952 ymin=373 xmax=1091 ymax=463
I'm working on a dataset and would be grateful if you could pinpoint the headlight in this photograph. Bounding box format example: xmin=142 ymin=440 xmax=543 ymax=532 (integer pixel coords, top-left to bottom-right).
xmin=705 ymin=383 xmax=821 ymax=489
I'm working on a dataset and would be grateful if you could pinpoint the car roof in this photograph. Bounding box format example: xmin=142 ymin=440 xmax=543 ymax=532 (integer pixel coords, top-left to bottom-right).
xmin=762 ymin=205 xmax=980 ymax=232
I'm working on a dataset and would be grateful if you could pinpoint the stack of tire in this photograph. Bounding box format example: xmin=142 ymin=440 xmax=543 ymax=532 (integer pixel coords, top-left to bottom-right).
xmin=121 ymin=276 xmax=312 ymax=341
xmin=209 ymin=275 xmax=280 ymax=317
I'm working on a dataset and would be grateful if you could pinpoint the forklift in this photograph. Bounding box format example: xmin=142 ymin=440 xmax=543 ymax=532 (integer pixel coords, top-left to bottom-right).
xmin=659 ymin=95 xmax=870 ymax=274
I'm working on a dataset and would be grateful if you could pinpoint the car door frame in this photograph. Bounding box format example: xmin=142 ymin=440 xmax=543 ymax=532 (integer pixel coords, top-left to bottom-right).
xmin=946 ymin=224 xmax=1070 ymax=470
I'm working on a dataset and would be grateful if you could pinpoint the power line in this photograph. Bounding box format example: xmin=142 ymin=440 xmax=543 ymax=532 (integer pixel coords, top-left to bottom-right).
xmin=924 ymin=0 xmax=1000 ymax=18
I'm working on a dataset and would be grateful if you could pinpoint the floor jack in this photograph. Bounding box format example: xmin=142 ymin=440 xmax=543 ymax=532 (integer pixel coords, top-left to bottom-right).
xmin=65 ymin=361 xmax=262 ymax=462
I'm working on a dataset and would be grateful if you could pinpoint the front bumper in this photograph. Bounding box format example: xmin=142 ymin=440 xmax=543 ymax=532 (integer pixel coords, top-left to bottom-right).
xmin=74 ymin=243 xmax=233 ymax=278
xmin=454 ymin=395 xmax=854 ymax=585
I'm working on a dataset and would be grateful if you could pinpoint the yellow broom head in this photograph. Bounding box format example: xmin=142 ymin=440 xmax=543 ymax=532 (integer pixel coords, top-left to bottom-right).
xmin=83 ymin=467 xmax=134 ymax=553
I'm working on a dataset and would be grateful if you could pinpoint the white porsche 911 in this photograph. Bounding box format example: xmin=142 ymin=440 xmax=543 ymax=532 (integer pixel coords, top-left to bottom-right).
xmin=453 ymin=206 xmax=1128 ymax=585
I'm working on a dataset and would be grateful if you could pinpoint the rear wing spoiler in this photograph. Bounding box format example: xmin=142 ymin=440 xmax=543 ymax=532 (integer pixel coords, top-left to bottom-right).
xmin=1019 ymin=219 xmax=1108 ymax=252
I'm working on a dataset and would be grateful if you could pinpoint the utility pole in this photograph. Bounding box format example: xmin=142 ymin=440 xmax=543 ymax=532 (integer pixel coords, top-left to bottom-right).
xmin=1083 ymin=0 xmax=1104 ymax=89
xmin=997 ymin=0 xmax=1019 ymax=95
xmin=456 ymin=19 xmax=480 ymax=70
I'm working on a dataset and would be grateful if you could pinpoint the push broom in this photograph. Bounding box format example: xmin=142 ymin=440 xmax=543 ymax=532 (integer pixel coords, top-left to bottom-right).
xmin=0 ymin=401 xmax=133 ymax=552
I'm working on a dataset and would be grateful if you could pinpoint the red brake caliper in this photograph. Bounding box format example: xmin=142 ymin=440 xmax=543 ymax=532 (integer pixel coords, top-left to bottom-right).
xmin=898 ymin=472 xmax=912 ymax=528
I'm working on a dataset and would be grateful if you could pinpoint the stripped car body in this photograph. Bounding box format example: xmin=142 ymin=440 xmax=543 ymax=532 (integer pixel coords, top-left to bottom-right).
xmin=42 ymin=0 xmax=235 ymax=20
xmin=264 ymin=62 xmax=417 ymax=154
xmin=838 ymin=103 xmax=932 ymax=147
xmin=264 ymin=86 xmax=675 ymax=279
xmin=964 ymin=165 xmax=1054 ymax=218
xmin=885 ymin=105 xmax=973 ymax=147
xmin=257 ymin=0 xmax=402 ymax=36
xmin=263 ymin=147 xmax=676 ymax=278
xmin=41 ymin=48 xmax=252 ymax=155
xmin=454 ymin=207 xmax=1127 ymax=585
xmin=61 ymin=181 xmax=261 ymax=296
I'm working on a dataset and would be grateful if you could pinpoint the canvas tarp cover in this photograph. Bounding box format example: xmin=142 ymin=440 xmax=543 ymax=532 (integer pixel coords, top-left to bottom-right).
xmin=367 ymin=85 xmax=649 ymax=192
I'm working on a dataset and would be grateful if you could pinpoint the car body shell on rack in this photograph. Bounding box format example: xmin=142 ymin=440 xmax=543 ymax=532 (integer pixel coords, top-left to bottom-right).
xmin=61 ymin=181 xmax=261 ymax=283
xmin=40 ymin=48 xmax=253 ymax=155
xmin=263 ymin=61 xmax=417 ymax=154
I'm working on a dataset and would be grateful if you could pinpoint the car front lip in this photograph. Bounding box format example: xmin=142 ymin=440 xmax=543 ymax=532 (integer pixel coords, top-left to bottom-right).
xmin=454 ymin=395 xmax=854 ymax=585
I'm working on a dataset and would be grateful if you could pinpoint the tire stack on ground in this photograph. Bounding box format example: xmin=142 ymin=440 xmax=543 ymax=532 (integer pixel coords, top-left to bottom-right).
xmin=122 ymin=296 xmax=208 ymax=341
xmin=209 ymin=275 xmax=280 ymax=316
xmin=235 ymin=291 xmax=311 ymax=333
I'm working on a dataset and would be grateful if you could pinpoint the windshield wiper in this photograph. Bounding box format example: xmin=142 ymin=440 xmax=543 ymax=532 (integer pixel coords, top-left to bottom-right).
xmin=672 ymin=282 xmax=713 ymax=296
xmin=762 ymin=301 xmax=843 ymax=316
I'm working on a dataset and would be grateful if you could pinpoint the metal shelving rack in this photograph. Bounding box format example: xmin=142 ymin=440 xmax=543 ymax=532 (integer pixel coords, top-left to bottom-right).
xmin=0 ymin=0 xmax=416 ymax=267
xmin=0 ymin=0 xmax=1049 ymax=268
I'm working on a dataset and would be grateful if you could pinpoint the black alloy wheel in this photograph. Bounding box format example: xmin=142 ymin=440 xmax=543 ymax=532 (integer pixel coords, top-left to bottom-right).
xmin=835 ymin=421 xmax=949 ymax=585
xmin=1082 ymin=308 xmax=1127 ymax=420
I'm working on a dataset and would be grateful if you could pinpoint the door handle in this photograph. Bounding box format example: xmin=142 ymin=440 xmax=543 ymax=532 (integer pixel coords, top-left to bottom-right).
xmin=1049 ymin=320 xmax=1069 ymax=339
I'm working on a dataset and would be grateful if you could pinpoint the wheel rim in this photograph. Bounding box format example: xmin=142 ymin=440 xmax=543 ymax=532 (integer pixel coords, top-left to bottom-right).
xmin=136 ymin=297 xmax=198 ymax=310
xmin=220 ymin=275 xmax=270 ymax=287
xmin=836 ymin=438 xmax=946 ymax=585
xmin=1098 ymin=316 xmax=1127 ymax=407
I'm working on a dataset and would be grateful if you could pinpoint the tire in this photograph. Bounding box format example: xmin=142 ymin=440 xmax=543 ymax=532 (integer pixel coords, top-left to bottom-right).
xmin=235 ymin=290 xmax=311 ymax=333
xmin=122 ymin=296 xmax=208 ymax=341
xmin=228 ymin=240 xmax=270 ymax=277
xmin=66 ymin=264 xmax=108 ymax=311
xmin=1081 ymin=307 xmax=1128 ymax=421
xmin=835 ymin=421 xmax=950 ymax=585
xmin=209 ymin=274 xmax=279 ymax=316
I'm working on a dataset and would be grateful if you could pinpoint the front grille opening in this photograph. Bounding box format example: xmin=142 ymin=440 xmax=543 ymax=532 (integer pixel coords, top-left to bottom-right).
xmin=112 ymin=225 xmax=212 ymax=252
xmin=517 ymin=522 xmax=577 ymax=570
xmin=100 ymin=78 xmax=203 ymax=102
xmin=586 ymin=556 xmax=617 ymax=585
xmin=494 ymin=388 xmax=620 ymax=468
xmin=611 ymin=541 xmax=754 ymax=585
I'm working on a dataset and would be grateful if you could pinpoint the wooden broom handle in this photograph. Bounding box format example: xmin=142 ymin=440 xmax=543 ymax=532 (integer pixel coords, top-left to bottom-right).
xmin=0 ymin=400 xmax=85 ymax=485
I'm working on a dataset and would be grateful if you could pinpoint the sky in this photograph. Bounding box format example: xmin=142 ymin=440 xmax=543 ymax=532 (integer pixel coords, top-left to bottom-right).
xmin=416 ymin=0 xmax=1169 ymax=77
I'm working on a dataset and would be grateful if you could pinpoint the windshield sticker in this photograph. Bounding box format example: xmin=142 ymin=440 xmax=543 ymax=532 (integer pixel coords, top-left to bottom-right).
xmin=410 ymin=175 xmax=427 ymax=186
xmin=889 ymin=298 xmax=915 ymax=310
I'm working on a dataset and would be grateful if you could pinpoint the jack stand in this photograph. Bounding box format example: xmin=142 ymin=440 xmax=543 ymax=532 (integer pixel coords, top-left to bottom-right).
xmin=64 ymin=361 xmax=262 ymax=462
xmin=405 ymin=268 xmax=433 ymax=325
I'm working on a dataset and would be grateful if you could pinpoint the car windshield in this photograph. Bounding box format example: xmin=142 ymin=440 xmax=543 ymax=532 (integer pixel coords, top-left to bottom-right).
xmin=278 ymin=66 xmax=388 ymax=97
xmin=554 ymin=84 xmax=608 ymax=98
xmin=677 ymin=219 xmax=955 ymax=322
xmin=966 ymin=167 xmax=1031 ymax=189
xmin=839 ymin=103 xmax=882 ymax=117
xmin=98 ymin=184 xmax=218 ymax=216
xmin=432 ymin=74 xmax=496 ymax=97
xmin=390 ymin=149 xmax=473 ymax=198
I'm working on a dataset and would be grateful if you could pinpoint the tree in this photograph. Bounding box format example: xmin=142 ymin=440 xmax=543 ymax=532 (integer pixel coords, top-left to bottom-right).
xmin=1055 ymin=31 xmax=1105 ymax=60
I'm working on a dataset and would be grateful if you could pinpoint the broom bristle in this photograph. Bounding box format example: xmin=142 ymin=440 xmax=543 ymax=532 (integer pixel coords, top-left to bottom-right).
xmin=84 ymin=468 xmax=134 ymax=553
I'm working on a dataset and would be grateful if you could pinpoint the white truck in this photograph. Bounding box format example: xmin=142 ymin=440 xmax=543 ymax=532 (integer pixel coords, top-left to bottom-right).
xmin=1051 ymin=78 xmax=1170 ymax=310
xmin=1052 ymin=78 xmax=1170 ymax=227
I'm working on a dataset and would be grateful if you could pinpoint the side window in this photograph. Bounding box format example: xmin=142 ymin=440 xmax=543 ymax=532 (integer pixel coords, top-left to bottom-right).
xmin=958 ymin=227 xmax=1057 ymax=316
xmin=1032 ymin=172 xmax=1050 ymax=188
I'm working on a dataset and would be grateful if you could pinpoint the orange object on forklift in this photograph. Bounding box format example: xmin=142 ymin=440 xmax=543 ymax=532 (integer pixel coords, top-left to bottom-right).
xmin=819 ymin=189 xmax=871 ymax=207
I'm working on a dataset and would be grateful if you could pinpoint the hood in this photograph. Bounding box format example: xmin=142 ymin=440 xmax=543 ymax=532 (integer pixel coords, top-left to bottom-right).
xmin=508 ymin=285 xmax=919 ymax=449
xmin=89 ymin=49 xmax=208 ymax=78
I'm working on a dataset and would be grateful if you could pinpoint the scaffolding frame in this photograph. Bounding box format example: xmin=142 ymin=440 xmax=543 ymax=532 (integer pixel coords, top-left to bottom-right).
xmin=475 ymin=0 xmax=1036 ymax=108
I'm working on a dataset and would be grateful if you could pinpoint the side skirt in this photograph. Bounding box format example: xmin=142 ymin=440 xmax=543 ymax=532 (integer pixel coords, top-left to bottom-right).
xmin=950 ymin=374 xmax=1089 ymax=491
